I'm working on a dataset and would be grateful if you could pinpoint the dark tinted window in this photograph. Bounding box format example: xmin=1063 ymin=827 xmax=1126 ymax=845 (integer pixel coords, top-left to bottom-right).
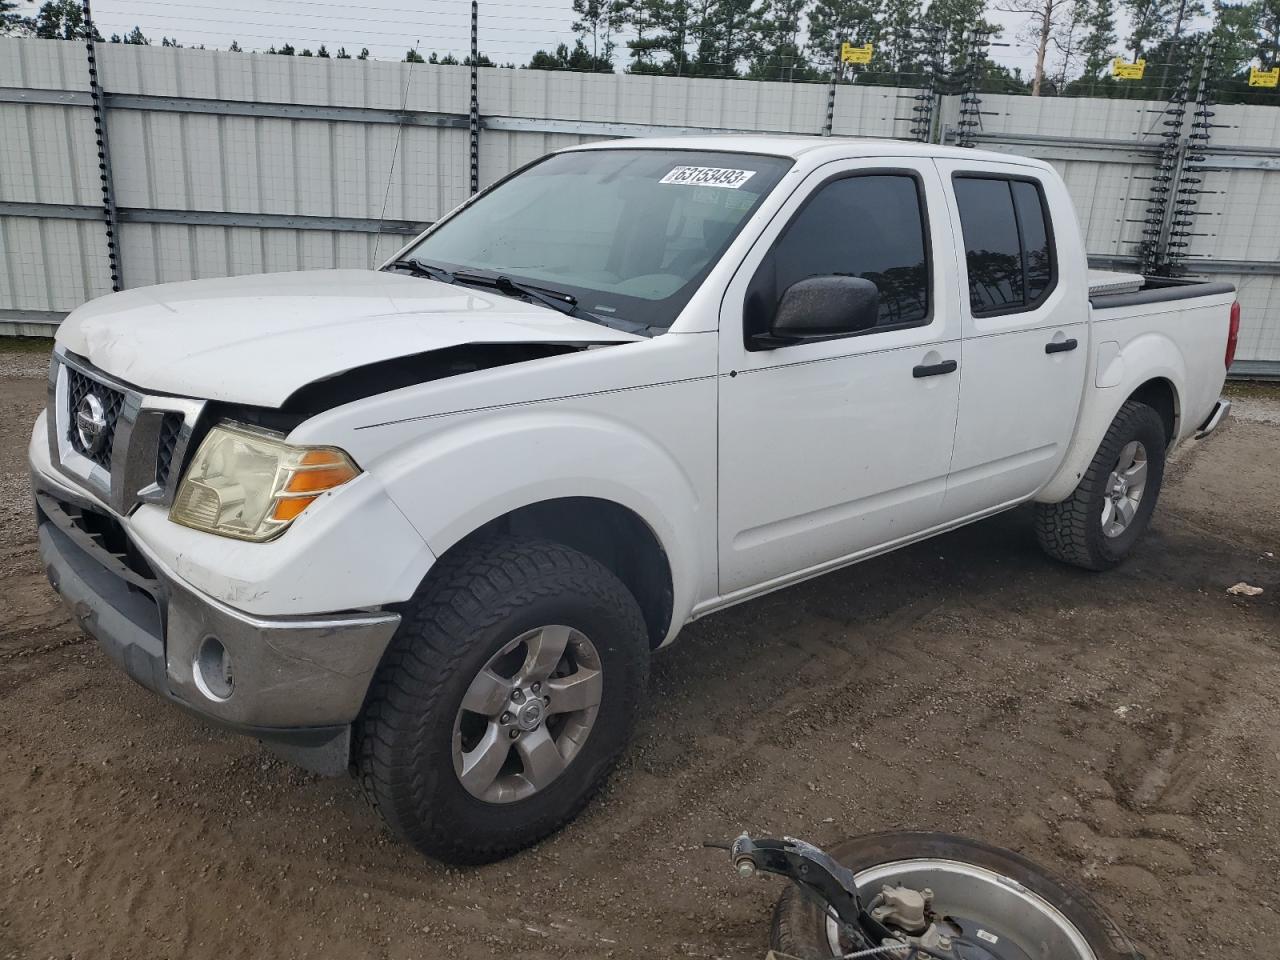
xmin=954 ymin=176 xmax=1055 ymax=314
xmin=748 ymin=174 xmax=930 ymax=337
xmin=1012 ymin=180 xmax=1052 ymax=303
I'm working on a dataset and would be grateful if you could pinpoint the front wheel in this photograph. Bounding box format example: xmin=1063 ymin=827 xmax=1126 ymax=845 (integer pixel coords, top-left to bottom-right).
xmin=355 ymin=536 xmax=649 ymax=864
xmin=771 ymin=832 xmax=1140 ymax=960
xmin=1035 ymin=400 xmax=1167 ymax=571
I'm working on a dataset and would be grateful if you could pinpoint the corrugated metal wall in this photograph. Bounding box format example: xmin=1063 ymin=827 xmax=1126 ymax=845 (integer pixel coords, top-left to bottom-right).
xmin=2 ymin=37 xmax=1278 ymax=367
xmin=941 ymin=92 xmax=1280 ymax=370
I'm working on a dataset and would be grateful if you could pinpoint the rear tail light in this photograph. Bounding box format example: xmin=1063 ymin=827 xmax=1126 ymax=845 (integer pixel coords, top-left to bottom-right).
xmin=1225 ymin=300 xmax=1241 ymax=370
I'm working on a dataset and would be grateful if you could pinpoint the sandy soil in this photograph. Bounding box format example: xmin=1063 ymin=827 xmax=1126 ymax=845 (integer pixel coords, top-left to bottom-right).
xmin=2 ymin=341 xmax=1279 ymax=960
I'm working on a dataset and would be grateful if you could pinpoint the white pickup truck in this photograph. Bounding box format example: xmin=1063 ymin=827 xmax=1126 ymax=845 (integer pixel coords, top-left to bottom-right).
xmin=30 ymin=136 xmax=1237 ymax=863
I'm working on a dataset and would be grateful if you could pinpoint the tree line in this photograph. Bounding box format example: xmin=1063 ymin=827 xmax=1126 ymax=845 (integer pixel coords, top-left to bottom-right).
xmin=3 ymin=0 xmax=1278 ymax=101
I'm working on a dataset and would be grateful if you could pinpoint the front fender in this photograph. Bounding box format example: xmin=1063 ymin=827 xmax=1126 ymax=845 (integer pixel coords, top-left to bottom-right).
xmin=372 ymin=405 xmax=711 ymax=641
xmin=1037 ymin=331 xmax=1186 ymax=504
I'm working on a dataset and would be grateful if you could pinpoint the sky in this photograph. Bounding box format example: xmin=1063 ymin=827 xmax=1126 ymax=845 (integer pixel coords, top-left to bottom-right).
xmin=6 ymin=0 xmax=1212 ymax=78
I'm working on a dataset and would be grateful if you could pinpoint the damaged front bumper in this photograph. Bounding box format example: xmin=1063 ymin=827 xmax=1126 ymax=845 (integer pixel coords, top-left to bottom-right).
xmin=32 ymin=472 xmax=400 ymax=776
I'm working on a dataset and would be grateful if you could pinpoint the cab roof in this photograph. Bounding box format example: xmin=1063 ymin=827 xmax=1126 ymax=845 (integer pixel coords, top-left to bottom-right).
xmin=567 ymin=134 xmax=1050 ymax=171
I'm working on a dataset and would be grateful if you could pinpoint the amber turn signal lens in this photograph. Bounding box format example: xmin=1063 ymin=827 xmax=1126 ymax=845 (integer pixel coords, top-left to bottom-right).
xmin=285 ymin=464 xmax=359 ymax=493
xmin=270 ymin=496 xmax=317 ymax=522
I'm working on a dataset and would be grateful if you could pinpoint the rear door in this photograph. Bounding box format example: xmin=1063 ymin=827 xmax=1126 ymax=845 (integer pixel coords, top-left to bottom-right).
xmin=934 ymin=162 xmax=1089 ymax=519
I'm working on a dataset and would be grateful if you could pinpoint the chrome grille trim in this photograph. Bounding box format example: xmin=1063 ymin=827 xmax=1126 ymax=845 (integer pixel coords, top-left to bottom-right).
xmin=47 ymin=348 xmax=207 ymax=515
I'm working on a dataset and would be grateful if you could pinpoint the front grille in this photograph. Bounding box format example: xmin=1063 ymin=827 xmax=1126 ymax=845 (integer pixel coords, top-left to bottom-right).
xmin=66 ymin=367 xmax=126 ymax=470
xmin=155 ymin=413 xmax=184 ymax=487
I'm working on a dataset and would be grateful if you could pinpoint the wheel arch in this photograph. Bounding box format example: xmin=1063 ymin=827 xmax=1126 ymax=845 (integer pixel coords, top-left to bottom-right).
xmin=1126 ymin=376 xmax=1179 ymax=445
xmin=1038 ymin=340 xmax=1186 ymax=505
xmin=431 ymin=496 xmax=675 ymax=649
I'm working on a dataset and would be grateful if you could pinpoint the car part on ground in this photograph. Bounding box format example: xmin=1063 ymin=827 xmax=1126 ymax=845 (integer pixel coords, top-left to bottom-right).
xmin=729 ymin=831 xmax=1141 ymax=960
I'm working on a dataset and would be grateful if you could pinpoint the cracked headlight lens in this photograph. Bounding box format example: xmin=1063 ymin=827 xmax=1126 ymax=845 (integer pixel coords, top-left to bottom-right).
xmin=169 ymin=423 xmax=359 ymax=542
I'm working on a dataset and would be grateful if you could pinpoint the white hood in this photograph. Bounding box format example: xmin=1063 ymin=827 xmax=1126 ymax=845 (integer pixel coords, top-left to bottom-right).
xmin=57 ymin=269 xmax=642 ymax=407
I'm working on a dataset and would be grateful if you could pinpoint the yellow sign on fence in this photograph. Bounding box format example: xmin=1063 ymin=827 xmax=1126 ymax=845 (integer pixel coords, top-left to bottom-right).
xmin=841 ymin=42 xmax=874 ymax=65
xmin=1112 ymin=57 xmax=1146 ymax=80
xmin=1250 ymin=66 xmax=1279 ymax=88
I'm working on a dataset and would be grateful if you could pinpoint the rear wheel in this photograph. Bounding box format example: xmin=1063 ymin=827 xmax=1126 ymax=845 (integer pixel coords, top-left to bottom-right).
xmin=771 ymin=832 xmax=1140 ymax=960
xmin=355 ymin=536 xmax=649 ymax=864
xmin=1035 ymin=400 xmax=1167 ymax=571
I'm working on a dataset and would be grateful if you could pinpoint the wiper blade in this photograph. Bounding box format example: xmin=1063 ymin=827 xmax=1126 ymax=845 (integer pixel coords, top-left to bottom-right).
xmin=384 ymin=258 xmax=456 ymax=284
xmin=496 ymin=275 xmax=579 ymax=316
xmin=454 ymin=273 xmax=651 ymax=334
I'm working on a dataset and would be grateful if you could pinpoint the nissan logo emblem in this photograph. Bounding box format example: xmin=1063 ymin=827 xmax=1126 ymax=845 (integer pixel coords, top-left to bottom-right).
xmin=75 ymin=393 xmax=108 ymax=454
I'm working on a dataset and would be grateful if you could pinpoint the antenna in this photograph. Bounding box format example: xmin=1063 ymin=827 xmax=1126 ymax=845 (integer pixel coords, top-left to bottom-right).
xmin=371 ymin=40 xmax=420 ymax=268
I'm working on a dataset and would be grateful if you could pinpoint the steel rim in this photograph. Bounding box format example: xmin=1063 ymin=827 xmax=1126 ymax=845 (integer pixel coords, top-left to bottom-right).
xmin=824 ymin=858 xmax=1098 ymax=960
xmin=1101 ymin=439 xmax=1148 ymax=539
xmin=452 ymin=625 xmax=602 ymax=804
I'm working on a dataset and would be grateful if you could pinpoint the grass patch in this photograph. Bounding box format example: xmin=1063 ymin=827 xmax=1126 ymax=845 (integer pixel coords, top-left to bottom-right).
xmin=0 ymin=336 xmax=54 ymax=355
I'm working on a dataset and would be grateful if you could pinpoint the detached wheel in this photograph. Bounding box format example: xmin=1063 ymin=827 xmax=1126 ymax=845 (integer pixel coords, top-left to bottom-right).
xmin=1035 ymin=400 xmax=1167 ymax=571
xmin=356 ymin=536 xmax=648 ymax=864
xmin=772 ymin=832 xmax=1140 ymax=960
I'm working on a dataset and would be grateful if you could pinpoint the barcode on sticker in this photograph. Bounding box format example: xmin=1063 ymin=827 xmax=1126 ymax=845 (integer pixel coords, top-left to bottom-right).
xmin=659 ymin=166 xmax=756 ymax=188
xmin=976 ymin=930 xmax=999 ymax=944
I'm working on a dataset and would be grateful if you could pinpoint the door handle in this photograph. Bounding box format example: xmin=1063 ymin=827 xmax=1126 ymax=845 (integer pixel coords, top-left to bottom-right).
xmin=1045 ymin=338 xmax=1078 ymax=355
xmin=913 ymin=359 xmax=958 ymax=378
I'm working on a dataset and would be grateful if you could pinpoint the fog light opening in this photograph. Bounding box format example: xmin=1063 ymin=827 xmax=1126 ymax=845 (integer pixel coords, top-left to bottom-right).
xmin=194 ymin=636 xmax=234 ymax=701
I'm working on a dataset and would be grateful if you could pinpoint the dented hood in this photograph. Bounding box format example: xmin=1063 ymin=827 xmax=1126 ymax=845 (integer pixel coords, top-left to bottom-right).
xmin=57 ymin=269 xmax=642 ymax=407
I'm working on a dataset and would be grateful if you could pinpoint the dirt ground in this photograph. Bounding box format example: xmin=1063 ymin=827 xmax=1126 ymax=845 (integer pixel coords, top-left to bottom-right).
xmin=2 ymin=340 xmax=1279 ymax=960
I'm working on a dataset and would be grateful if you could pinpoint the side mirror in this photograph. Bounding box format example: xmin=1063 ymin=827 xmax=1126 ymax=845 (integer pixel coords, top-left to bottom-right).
xmin=761 ymin=276 xmax=880 ymax=347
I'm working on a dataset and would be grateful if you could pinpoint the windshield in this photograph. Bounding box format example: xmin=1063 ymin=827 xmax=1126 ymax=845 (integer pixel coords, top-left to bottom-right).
xmin=398 ymin=149 xmax=792 ymax=330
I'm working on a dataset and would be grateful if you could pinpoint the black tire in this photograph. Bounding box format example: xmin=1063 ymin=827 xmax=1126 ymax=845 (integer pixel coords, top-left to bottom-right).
xmin=355 ymin=535 xmax=649 ymax=864
xmin=1035 ymin=400 xmax=1167 ymax=571
xmin=771 ymin=832 xmax=1141 ymax=960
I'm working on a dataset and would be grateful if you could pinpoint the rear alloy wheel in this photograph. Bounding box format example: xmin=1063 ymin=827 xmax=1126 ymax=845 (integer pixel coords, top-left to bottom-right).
xmin=1100 ymin=440 xmax=1149 ymax=539
xmin=356 ymin=537 xmax=649 ymax=864
xmin=1035 ymin=401 xmax=1167 ymax=571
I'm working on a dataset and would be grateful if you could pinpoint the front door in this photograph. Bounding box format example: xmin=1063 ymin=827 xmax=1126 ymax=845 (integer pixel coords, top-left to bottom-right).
xmin=717 ymin=160 xmax=963 ymax=597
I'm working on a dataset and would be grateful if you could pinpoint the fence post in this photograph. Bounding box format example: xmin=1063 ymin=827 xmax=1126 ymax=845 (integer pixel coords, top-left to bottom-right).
xmin=822 ymin=55 xmax=838 ymax=137
xmin=469 ymin=0 xmax=480 ymax=195
xmin=80 ymin=0 xmax=122 ymax=292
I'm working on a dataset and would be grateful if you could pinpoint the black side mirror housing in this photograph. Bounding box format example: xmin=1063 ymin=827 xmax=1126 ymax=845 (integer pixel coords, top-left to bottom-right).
xmin=755 ymin=276 xmax=880 ymax=348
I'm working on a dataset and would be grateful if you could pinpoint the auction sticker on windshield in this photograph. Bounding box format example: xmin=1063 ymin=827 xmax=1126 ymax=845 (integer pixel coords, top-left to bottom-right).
xmin=659 ymin=166 xmax=756 ymax=188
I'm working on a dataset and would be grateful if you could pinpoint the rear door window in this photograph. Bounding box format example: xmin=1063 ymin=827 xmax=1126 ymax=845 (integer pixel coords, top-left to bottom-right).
xmin=953 ymin=176 xmax=1056 ymax=315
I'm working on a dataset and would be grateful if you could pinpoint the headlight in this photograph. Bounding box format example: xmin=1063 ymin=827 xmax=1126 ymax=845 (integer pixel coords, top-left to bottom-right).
xmin=169 ymin=423 xmax=360 ymax=542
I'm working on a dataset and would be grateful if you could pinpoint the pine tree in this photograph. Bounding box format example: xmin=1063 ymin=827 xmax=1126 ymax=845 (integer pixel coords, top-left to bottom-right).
xmin=33 ymin=0 xmax=101 ymax=40
xmin=926 ymin=0 xmax=999 ymax=71
xmin=879 ymin=0 xmax=924 ymax=73
xmin=1079 ymin=0 xmax=1119 ymax=77
xmin=1257 ymin=0 xmax=1280 ymax=68
xmin=1 ymin=0 xmax=30 ymax=36
xmin=704 ymin=0 xmax=765 ymax=76
xmin=807 ymin=0 xmax=884 ymax=65
xmin=750 ymin=0 xmax=809 ymax=79
xmin=572 ymin=0 xmax=625 ymax=64
xmin=1122 ymin=0 xmax=1176 ymax=58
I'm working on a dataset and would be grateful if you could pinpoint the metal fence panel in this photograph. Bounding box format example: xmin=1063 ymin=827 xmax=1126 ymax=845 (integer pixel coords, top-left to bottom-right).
xmin=0 ymin=37 xmax=1278 ymax=369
